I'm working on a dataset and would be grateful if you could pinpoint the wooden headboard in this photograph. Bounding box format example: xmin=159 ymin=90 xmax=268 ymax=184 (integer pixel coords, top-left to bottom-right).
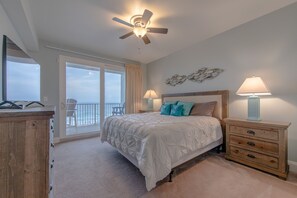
xmin=162 ymin=90 xmax=229 ymax=149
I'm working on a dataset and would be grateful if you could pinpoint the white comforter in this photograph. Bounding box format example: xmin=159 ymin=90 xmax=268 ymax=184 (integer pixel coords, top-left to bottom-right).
xmin=101 ymin=112 xmax=222 ymax=191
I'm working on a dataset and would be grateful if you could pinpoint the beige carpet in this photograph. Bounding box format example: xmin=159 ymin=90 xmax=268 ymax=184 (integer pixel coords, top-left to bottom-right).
xmin=54 ymin=138 xmax=297 ymax=198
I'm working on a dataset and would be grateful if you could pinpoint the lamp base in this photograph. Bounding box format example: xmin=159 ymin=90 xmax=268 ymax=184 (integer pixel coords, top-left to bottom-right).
xmin=147 ymin=99 xmax=154 ymax=111
xmin=247 ymin=96 xmax=261 ymax=121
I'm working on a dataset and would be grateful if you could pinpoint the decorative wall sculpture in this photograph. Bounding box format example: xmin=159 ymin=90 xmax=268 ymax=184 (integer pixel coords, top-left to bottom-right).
xmin=165 ymin=74 xmax=187 ymax=86
xmin=165 ymin=67 xmax=224 ymax=86
xmin=187 ymin=67 xmax=224 ymax=83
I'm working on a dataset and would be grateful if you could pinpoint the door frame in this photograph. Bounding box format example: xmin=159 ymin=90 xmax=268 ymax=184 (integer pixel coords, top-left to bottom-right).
xmin=59 ymin=55 xmax=105 ymax=139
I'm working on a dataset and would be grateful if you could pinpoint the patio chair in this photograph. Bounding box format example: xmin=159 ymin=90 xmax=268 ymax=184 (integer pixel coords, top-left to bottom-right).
xmin=112 ymin=103 xmax=125 ymax=115
xmin=66 ymin=98 xmax=77 ymax=127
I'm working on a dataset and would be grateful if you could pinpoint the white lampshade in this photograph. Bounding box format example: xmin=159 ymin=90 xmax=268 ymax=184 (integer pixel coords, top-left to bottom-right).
xmin=143 ymin=90 xmax=158 ymax=99
xmin=236 ymin=76 xmax=271 ymax=96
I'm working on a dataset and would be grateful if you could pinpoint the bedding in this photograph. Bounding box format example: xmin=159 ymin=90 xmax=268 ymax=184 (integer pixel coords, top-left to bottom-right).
xmin=101 ymin=112 xmax=222 ymax=191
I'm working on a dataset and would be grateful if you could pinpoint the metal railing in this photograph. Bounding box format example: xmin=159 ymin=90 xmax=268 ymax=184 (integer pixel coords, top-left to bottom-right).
xmin=66 ymin=103 xmax=123 ymax=127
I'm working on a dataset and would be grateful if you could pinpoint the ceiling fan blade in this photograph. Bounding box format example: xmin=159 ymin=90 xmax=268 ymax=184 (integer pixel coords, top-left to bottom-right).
xmin=142 ymin=35 xmax=151 ymax=44
xmin=147 ymin=28 xmax=168 ymax=34
xmin=112 ymin=17 xmax=134 ymax=28
xmin=141 ymin=9 xmax=153 ymax=26
xmin=119 ymin=32 xmax=134 ymax=39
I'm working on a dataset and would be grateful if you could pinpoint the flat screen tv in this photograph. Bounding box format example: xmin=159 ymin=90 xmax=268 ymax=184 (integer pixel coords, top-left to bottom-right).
xmin=2 ymin=35 xmax=40 ymax=102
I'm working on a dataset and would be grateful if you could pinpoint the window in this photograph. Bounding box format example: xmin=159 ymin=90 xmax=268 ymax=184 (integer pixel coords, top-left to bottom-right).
xmin=59 ymin=55 xmax=126 ymax=137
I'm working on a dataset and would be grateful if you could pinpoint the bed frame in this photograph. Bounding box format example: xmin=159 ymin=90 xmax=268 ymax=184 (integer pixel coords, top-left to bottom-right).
xmin=118 ymin=90 xmax=229 ymax=185
xmin=161 ymin=90 xmax=229 ymax=181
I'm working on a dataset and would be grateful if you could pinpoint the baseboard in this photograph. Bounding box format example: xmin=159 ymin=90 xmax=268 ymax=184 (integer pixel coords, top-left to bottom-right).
xmin=54 ymin=137 xmax=60 ymax=144
xmin=289 ymin=160 xmax=297 ymax=173
xmin=58 ymin=132 xmax=100 ymax=144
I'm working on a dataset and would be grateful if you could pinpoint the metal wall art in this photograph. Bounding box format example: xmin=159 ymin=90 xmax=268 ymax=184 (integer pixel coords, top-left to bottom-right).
xmin=165 ymin=74 xmax=187 ymax=86
xmin=165 ymin=67 xmax=224 ymax=86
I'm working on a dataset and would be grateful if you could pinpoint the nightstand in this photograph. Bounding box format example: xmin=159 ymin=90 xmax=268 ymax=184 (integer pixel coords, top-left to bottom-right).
xmin=224 ymin=118 xmax=290 ymax=179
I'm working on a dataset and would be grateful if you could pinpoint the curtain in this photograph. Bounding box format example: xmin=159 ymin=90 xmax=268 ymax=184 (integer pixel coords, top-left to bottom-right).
xmin=125 ymin=64 xmax=143 ymax=114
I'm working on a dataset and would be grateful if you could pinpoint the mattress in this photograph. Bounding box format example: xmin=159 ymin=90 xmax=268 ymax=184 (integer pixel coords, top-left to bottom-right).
xmin=101 ymin=112 xmax=223 ymax=191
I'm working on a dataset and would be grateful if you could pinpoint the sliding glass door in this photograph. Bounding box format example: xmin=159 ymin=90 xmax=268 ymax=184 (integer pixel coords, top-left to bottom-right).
xmin=59 ymin=56 xmax=125 ymax=138
xmin=66 ymin=63 xmax=101 ymax=135
xmin=105 ymin=67 xmax=125 ymax=118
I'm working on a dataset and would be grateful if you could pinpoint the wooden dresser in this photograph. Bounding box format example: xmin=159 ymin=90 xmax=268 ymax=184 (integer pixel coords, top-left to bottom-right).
xmin=224 ymin=118 xmax=290 ymax=179
xmin=0 ymin=107 xmax=55 ymax=198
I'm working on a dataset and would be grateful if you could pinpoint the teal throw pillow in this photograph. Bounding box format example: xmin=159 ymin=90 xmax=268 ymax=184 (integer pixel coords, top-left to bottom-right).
xmin=170 ymin=105 xmax=183 ymax=116
xmin=160 ymin=104 xmax=171 ymax=115
xmin=177 ymin=101 xmax=195 ymax=116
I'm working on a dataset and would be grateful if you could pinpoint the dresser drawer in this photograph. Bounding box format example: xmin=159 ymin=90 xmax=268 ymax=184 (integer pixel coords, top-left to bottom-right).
xmin=229 ymin=125 xmax=279 ymax=141
xmin=230 ymin=135 xmax=279 ymax=155
xmin=230 ymin=146 xmax=278 ymax=169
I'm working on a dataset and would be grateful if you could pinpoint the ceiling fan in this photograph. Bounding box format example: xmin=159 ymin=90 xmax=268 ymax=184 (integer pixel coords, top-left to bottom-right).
xmin=112 ymin=9 xmax=168 ymax=44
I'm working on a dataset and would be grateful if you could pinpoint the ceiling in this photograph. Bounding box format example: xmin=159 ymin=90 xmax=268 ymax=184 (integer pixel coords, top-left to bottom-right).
xmin=22 ymin=0 xmax=297 ymax=63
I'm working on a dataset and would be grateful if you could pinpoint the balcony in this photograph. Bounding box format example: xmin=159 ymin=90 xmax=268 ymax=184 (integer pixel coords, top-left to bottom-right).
xmin=66 ymin=102 xmax=124 ymax=135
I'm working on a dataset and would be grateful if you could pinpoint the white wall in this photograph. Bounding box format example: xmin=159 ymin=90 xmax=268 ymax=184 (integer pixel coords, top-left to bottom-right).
xmin=147 ymin=3 xmax=297 ymax=162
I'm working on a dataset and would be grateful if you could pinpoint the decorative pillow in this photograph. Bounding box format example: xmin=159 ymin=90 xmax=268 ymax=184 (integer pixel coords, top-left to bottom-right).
xmin=164 ymin=101 xmax=178 ymax=105
xmin=177 ymin=101 xmax=195 ymax=116
xmin=170 ymin=105 xmax=183 ymax=116
xmin=190 ymin=101 xmax=217 ymax=117
xmin=160 ymin=104 xmax=171 ymax=115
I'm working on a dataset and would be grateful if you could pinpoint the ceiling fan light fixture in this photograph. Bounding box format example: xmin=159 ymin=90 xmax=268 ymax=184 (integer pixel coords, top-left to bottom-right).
xmin=113 ymin=9 xmax=168 ymax=44
xmin=133 ymin=26 xmax=147 ymax=38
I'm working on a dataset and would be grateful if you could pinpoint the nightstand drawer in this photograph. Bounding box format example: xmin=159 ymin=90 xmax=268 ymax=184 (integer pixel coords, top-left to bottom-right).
xmin=230 ymin=146 xmax=278 ymax=169
xmin=230 ymin=135 xmax=279 ymax=155
xmin=230 ymin=125 xmax=279 ymax=141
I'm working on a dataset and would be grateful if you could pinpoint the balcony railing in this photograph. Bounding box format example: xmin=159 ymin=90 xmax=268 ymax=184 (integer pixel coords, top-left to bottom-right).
xmin=66 ymin=102 xmax=123 ymax=127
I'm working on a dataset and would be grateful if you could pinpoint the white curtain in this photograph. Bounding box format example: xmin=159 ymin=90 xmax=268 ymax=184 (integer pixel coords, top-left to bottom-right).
xmin=125 ymin=64 xmax=143 ymax=114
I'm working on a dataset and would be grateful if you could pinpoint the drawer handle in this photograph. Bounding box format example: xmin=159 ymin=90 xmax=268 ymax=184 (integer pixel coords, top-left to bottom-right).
xmin=247 ymin=141 xmax=255 ymax=146
xmin=234 ymin=150 xmax=239 ymax=154
xmin=247 ymin=130 xmax=255 ymax=135
xmin=247 ymin=154 xmax=256 ymax=159
xmin=270 ymin=160 xmax=276 ymax=163
xmin=51 ymin=143 xmax=55 ymax=148
xmin=51 ymin=159 xmax=54 ymax=168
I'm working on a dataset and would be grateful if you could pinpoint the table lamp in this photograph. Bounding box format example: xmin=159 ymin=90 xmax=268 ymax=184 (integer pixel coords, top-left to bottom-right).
xmin=236 ymin=76 xmax=271 ymax=121
xmin=144 ymin=90 xmax=158 ymax=111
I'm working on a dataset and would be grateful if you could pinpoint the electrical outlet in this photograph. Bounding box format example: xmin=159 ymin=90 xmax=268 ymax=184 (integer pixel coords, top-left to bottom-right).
xmin=43 ymin=96 xmax=48 ymax=102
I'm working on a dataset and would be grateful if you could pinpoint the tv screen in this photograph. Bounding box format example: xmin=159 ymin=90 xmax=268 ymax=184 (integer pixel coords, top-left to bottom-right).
xmin=2 ymin=35 xmax=40 ymax=102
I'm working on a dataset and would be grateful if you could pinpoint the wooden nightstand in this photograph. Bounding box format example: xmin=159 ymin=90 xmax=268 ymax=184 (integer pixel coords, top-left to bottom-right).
xmin=224 ymin=118 xmax=290 ymax=179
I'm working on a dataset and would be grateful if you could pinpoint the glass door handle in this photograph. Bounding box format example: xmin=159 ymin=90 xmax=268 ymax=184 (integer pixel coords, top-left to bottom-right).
xmin=61 ymin=102 xmax=66 ymax=110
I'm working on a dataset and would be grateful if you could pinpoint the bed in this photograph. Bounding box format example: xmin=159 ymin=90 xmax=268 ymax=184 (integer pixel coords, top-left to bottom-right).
xmin=101 ymin=90 xmax=229 ymax=191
